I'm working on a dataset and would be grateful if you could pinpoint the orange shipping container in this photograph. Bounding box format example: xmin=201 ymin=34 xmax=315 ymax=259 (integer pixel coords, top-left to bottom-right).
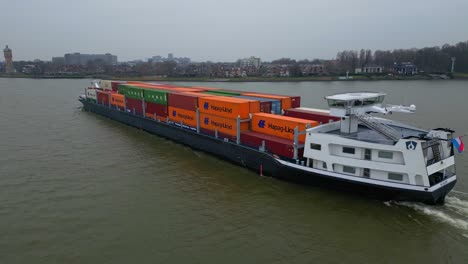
xmin=200 ymin=113 xmax=249 ymax=137
xmin=242 ymin=93 xmax=292 ymax=110
xmin=198 ymin=96 xmax=251 ymax=119
xmin=251 ymin=113 xmax=319 ymax=142
xmin=111 ymin=93 xmax=125 ymax=108
xmin=168 ymin=106 xmax=198 ymax=127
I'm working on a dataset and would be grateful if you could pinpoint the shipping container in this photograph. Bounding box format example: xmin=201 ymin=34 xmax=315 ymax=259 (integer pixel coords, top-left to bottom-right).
xmin=144 ymin=89 xmax=168 ymax=105
xmin=200 ymin=113 xmax=249 ymax=137
xmin=198 ymin=96 xmax=251 ymax=119
xmin=290 ymin=96 xmax=301 ymax=108
xmin=100 ymin=80 xmax=113 ymax=91
xmin=86 ymin=88 xmax=97 ymax=101
xmin=242 ymin=93 xmax=292 ymax=110
xmin=96 ymin=90 xmax=111 ymax=106
xmin=168 ymin=93 xmax=200 ymax=111
xmin=251 ymin=113 xmax=319 ymax=142
xmin=145 ymin=101 xmax=168 ymax=119
xmin=203 ymin=90 xmax=242 ymax=96
xmin=283 ymin=107 xmax=340 ymax=124
xmin=178 ymin=92 xmax=215 ymax=97
xmin=124 ymin=86 xmax=145 ymax=100
xmin=111 ymin=81 xmax=125 ymax=92
xmin=111 ymin=93 xmax=125 ymax=110
xmin=203 ymin=91 xmax=235 ymax=97
xmin=234 ymin=95 xmax=278 ymax=114
xmin=125 ymin=97 xmax=144 ymax=116
xmin=168 ymin=106 xmax=197 ymax=127
xmin=240 ymin=131 xmax=304 ymax=159
xmin=191 ymin=86 xmax=223 ymax=91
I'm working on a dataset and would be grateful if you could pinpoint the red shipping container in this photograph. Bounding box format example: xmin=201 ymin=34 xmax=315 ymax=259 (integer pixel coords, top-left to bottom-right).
xmin=240 ymin=131 xmax=304 ymax=159
xmin=290 ymin=96 xmax=301 ymax=108
xmin=259 ymin=101 xmax=272 ymax=113
xmin=145 ymin=101 xmax=168 ymax=119
xmin=125 ymin=97 xmax=144 ymax=116
xmin=111 ymin=81 xmax=126 ymax=92
xmin=168 ymin=93 xmax=199 ymax=111
xmin=97 ymin=90 xmax=111 ymax=106
xmin=283 ymin=108 xmax=340 ymax=124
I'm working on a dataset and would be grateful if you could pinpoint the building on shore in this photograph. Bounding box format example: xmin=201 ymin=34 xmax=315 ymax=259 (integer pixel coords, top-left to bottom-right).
xmin=355 ymin=65 xmax=384 ymax=74
xmin=239 ymin=56 xmax=261 ymax=68
xmin=61 ymin=52 xmax=117 ymax=65
xmin=3 ymin=45 xmax=15 ymax=73
xmin=393 ymin=62 xmax=418 ymax=75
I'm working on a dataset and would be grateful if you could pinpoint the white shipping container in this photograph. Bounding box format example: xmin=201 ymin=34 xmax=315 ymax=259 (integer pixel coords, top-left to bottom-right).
xmin=86 ymin=88 xmax=97 ymax=100
xmin=100 ymin=80 xmax=113 ymax=90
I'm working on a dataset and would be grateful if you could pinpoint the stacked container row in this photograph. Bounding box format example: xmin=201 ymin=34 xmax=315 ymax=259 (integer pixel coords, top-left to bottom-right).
xmin=251 ymin=113 xmax=319 ymax=143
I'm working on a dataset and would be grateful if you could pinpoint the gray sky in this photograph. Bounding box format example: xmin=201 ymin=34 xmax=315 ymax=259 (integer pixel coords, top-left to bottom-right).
xmin=1 ymin=0 xmax=467 ymax=62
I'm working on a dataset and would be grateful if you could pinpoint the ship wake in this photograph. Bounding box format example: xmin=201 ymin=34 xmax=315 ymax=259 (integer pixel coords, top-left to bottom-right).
xmin=394 ymin=196 xmax=468 ymax=233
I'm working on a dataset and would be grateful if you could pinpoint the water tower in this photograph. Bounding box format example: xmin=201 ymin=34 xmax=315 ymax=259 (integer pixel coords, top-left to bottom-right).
xmin=3 ymin=45 xmax=14 ymax=73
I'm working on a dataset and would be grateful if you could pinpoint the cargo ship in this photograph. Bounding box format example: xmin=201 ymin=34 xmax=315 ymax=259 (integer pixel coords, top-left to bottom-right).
xmin=79 ymin=80 xmax=460 ymax=205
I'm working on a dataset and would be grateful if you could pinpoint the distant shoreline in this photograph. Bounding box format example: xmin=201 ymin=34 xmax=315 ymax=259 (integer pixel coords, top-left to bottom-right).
xmin=1 ymin=74 xmax=467 ymax=82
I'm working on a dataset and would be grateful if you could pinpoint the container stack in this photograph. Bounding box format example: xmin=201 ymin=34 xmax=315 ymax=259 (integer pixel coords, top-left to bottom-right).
xmin=283 ymin=107 xmax=340 ymax=124
xmin=167 ymin=92 xmax=211 ymax=129
xmin=198 ymin=96 xmax=254 ymax=139
xmin=85 ymin=81 xmax=324 ymax=159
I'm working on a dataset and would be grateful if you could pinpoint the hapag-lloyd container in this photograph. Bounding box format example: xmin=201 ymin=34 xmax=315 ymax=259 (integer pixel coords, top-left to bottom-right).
xmin=234 ymin=95 xmax=277 ymax=114
xmin=251 ymin=113 xmax=319 ymax=142
xmin=96 ymin=90 xmax=111 ymax=105
xmin=200 ymin=113 xmax=249 ymax=137
xmin=111 ymin=93 xmax=125 ymax=110
xmin=86 ymin=88 xmax=97 ymax=101
xmin=168 ymin=106 xmax=197 ymax=127
xmin=198 ymin=96 xmax=250 ymax=119
xmin=240 ymin=131 xmax=304 ymax=159
xmin=284 ymin=107 xmax=340 ymax=124
xmin=242 ymin=93 xmax=292 ymax=110
xmin=125 ymin=97 xmax=144 ymax=116
xmin=145 ymin=101 xmax=168 ymax=119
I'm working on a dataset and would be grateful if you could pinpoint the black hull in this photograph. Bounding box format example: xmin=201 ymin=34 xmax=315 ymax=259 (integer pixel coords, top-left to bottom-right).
xmin=80 ymin=99 xmax=455 ymax=205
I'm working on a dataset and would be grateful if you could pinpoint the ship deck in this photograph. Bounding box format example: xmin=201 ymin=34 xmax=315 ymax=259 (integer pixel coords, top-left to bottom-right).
xmin=327 ymin=124 xmax=426 ymax=145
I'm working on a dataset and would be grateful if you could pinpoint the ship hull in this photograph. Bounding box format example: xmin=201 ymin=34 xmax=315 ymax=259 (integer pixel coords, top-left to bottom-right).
xmin=80 ymin=99 xmax=455 ymax=205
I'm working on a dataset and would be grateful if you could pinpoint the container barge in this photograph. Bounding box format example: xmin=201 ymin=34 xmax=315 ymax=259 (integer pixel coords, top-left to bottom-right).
xmin=79 ymin=80 xmax=460 ymax=205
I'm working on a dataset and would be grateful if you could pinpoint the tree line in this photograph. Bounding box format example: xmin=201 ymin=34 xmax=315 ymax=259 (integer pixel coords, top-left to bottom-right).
xmin=336 ymin=40 xmax=468 ymax=73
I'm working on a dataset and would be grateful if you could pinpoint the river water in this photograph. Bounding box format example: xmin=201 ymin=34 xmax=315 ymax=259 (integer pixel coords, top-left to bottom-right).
xmin=0 ymin=78 xmax=467 ymax=263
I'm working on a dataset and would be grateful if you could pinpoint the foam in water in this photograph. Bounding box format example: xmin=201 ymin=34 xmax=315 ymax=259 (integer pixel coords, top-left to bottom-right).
xmin=396 ymin=199 xmax=468 ymax=231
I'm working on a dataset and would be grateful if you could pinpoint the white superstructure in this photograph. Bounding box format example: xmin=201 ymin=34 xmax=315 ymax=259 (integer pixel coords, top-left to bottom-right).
xmin=281 ymin=92 xmax=456 ymax=203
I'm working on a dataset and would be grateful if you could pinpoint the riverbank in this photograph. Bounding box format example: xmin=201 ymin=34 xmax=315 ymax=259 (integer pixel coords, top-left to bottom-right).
xmin=1 ymin=73 xmax=467 ymax=81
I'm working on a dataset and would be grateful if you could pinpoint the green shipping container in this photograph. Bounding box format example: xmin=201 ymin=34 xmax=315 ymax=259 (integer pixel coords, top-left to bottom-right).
xmin=144 ymin=89 xmax=168 ymax=105
xmin=124 ymin=86 xmax=145 ymax=99
xmin=203 ymin=90 xmax=241 ymax=97
xmin=117 ymin=84 xmax=130 ymax=95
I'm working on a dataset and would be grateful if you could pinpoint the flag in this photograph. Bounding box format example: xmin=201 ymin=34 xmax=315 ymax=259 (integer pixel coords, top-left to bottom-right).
xmin=452 ymin=136 xmax=465 ymax=153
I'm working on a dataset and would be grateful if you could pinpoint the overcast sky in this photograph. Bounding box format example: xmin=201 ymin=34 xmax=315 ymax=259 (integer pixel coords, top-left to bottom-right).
xmin=1 ymin=0 xmax=467 ymax=62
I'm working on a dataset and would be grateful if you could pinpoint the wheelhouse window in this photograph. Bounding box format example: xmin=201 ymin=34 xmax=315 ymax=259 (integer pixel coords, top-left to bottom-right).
xmin=342 ymin=147 xmax=355 ymax=154
xmin=327 ymin=99 xmax=347 ymax=108
xmin=388 ymin=173 xmax=404 ymax=181
xmin=322 ymin=162 xmax=327 ymax=169
xmin=310 ymin=143 xmax=321 ymax=150
xmin=378 ymin=151 xmax=394 ymax=159
xmin=343 ymin=166 xmax=356 ymax=174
